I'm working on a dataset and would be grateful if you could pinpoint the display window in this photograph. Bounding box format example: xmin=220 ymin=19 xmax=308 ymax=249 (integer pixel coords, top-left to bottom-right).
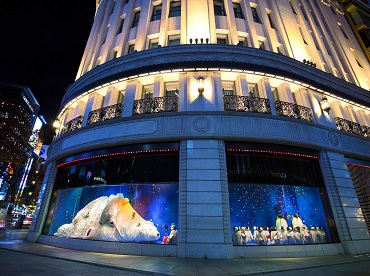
xmin=226 ymin=143 xmax=338 ymax=246
xmin=43 ymin=143 xmax=179 ymax=244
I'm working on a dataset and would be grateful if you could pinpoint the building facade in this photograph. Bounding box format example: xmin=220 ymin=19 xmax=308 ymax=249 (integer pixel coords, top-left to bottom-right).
xmin=28 ymin=0 xmax=370 ymax=259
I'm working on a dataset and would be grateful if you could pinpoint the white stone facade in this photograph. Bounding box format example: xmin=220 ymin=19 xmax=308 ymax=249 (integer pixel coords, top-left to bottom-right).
xmin=28 ymin=0 xmax=370 ymax=259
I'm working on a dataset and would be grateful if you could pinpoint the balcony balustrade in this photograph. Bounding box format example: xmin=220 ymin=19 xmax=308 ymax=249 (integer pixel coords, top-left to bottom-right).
xmin=223 ymin=95 xmax=271 ymax=114
xmin=275 ymin=101 xmax=314 ymax=122
xmin=60 ymin=115 xmax=84 ymax=135
xmin=334 ymin=117 xmax=370 ymax=137
xmin=132 ymin=96 xmax=179 ymax=115
xmin=87 ymin=103 xmax=123 ymax=125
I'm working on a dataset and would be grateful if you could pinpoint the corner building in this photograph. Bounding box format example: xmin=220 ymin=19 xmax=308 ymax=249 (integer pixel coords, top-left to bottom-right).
xmin=28 ymin=0 xmax=370 ymax=259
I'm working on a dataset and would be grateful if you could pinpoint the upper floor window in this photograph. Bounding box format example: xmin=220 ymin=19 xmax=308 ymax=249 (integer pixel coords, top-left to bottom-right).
xmin=149 ymin=39 xmax=159 ymax=49
xmin=217 ymin=36 xmax=228 ymax=44
xmin=258 ymin=40 xmax=266 ymax=50
xmin=251 ymin=7 xmax=261 ymax=23
xmin=214 ymin=0 xmax=226 ymax=16
xmin=123 ymin=0 xmax=129 ymax=5
xmin=151 ymin=5 xmax=162 ymax=21
xmin=222 ymin=81 xmax=235 ymax=96
xmin=168 ymin=35 xmax=180 ymax=46
xmin=143 ymin=85 xmax=154 ymax=99
xmin=127 ymin=44 xmax=135 ymax=54
xmin=233 ymin=3 xmax=244 ymax=19
xmin=289 ymin=1 xmax=297 ymax=15
xmin=165 ymin=82 xmax=179 ymax=97
xmin=131 ymin=11 xmax=140 ymax=28
xmin=169 ymin=0 xmax=181 ymax=18
xmin=267 ymin=13 xmax=276 ymax=29
xmin=116 ymin=18 xmax=125 ymax=35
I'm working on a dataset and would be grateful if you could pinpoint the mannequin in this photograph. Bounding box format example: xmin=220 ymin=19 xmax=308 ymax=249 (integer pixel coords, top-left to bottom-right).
xmin=244 ymin=226 xmax=253 ymax=243
xmin=276 ymin=214 xmax=288 ymax=230
xmin=286 ymin=227 xmax=295 ymax=244
xmin=309 ymin=226 xmax=319 ymax=243
xmin=166 ymin=223 xmax=178 ymax=244
xmin=232 ymin=226 xmax=243 ymax=245
xmin=291 ymin=213 xmax=303 ymax=228
xmin=317 ymin=226 xmax=327 ymax=243
xmin=261 ymin=226 xmax=271 ymax=244
xmin=300 ymin=224 xmax=310 ymax=244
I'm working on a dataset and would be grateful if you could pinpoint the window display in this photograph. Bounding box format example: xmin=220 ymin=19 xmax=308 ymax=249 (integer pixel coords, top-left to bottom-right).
xmin=43 ymin=143 xmax=179 ymax=244
xmin=226 ymin=143 xmax=338 ymax=246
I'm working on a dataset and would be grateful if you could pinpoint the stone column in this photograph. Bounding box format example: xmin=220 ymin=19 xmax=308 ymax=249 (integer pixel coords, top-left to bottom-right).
xmin=178 ymin=140 xmax=232 ymax=259
xmin=257 ymin=77 xmax=276 ymax=115
xmin=320 ymin=150 xmax=370 ymax=254
xmin=27 ymin=161 xmax=58 ymax=242
xmin=122 ymin=80 xmax=139 ymax=117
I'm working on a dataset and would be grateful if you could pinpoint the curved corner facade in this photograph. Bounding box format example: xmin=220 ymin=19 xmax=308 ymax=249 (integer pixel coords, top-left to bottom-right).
xmin=28 ymin=0 xmax=370 ymax=259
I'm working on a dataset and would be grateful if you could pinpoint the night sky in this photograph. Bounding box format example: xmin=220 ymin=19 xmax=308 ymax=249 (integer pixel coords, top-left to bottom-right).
xmin=0 ymin=1 xmax=96 ymax=142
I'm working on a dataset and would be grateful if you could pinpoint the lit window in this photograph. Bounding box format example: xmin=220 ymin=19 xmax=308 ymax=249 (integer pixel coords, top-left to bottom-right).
xmin=165 ymin=82 xmax=179 ymax=97
xmin=222 ymin=81 xmax=235 ymax=96
xmin=251 ymin=7 xmax=261 ymax=23
xmin=169 ymin=0 xmax=181 ymax=18
xmin=233 ymin=3 xmax=244 ymax=19
xmin=143 ymin=85 xmax=154 ymax=99
xmin=214 ymin=0 xmax=226 ymax=16
xmin=151 ymin=4 xmax=162 ymax=21
xmin=131 ymin=11 xmax=140 ymax=28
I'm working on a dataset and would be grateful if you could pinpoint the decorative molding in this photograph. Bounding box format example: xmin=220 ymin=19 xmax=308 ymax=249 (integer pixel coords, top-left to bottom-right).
xmin=193 ymin=117 xmax=211 ymax=132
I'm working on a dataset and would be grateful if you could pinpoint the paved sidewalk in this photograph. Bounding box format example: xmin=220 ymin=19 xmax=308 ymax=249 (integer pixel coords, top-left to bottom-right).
xmin=0 ymin=230 xmax=369 ymax=275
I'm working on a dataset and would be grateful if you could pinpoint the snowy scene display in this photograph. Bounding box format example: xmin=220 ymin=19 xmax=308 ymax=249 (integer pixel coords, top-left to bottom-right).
xmin=229 ymin=183 xmax=331 ymax=245
xmin=48 ymin=184 xmax=178 ymax=243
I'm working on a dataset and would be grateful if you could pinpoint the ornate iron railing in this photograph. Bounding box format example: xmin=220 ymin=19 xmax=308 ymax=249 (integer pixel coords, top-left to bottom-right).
xmin=87 ymin=103 xmax=123 ymax=125
xmin=223 ymin=95 xmax=271 ymax=114
xmin=275 ymin=101 xmax=314 ymax=122
xmin=61 ymin=116 xmax=83 ymax=135
xmin=334 ymin=117 xmax=370 ymax=137
xmin=132 ymin=96 xmax=178 ymax=115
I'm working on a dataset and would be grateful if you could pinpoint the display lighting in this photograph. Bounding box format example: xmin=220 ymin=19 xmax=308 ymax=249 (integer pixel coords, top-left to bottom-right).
xmin=197 ymin=77 xmax=205 ymax=94
xmin=57 ymin=148 xmax=179 ymax=168
xmin=320 ymin=96 xmax=331 ymax=113
xmin=226 ymin=148 xmax=319 ymax=159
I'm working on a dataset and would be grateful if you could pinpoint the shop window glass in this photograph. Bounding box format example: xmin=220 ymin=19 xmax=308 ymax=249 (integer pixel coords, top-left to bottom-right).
xmin=43 ymin=143 xmax=180 ymax=245
xmin=226 ymin=145 xmax=338 ymax=246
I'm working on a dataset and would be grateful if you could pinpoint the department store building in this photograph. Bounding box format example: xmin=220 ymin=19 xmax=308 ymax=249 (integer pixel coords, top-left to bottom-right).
xmin=28 ymin=0 xmax=370 ymax=259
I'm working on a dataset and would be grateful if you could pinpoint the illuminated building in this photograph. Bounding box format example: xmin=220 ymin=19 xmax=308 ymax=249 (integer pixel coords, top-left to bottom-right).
xmin=28 ymin=0 xmax=370 ymax=259
xmin=338 ymin=0 xmax=370 ymax=62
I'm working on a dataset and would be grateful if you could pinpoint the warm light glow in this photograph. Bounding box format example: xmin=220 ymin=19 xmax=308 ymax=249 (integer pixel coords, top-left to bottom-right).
xmin=53 ymin=120 xmax=61 ymax=129
xmin=197 ymin=77 xmax=204 ymax=94
xmin=320 ymin=96 xmax=331 ymax=113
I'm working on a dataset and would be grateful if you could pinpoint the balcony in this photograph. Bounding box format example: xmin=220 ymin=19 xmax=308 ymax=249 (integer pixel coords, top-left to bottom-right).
xmin=87 ymin=103 xmax=123 ymax=125
xmin=132 ymin=96 xmax=179 ymax=115
xmin=275 ymin=101 xmax=314 ymax=122
xmin=334 ymin=117 xmax=370 ymax=137
xmin=223 ymin=95 xmax=271 ymax=114
xmin=61 ymin=116 xmax=84 ymax=135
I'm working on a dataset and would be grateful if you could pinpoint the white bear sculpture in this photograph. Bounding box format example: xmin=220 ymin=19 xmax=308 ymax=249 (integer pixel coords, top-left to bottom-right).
xmin=55 ymin=194 xmax=160 ymax=242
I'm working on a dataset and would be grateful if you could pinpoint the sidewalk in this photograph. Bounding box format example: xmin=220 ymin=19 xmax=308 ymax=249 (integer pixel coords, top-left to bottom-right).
xmin=0 ymin=230 xmax=369 ymax=275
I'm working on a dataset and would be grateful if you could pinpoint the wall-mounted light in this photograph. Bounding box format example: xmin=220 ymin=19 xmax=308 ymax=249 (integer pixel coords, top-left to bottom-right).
xmin=53 ymin=120 xmax=61 ymax=129
xmin=197 ymin=77 xmax=204 ymax=95
xmin=320 ymin=96 xmax=331 ymax=113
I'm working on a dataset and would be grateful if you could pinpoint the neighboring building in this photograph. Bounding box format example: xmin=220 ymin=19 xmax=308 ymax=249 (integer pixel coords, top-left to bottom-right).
xmin=28 ymin=0 xmax=370 ymax=259
xmin=0 ymin=81 xmax=40 ymax=227
xmin=338 ymin=0 xmax=370 ymax=62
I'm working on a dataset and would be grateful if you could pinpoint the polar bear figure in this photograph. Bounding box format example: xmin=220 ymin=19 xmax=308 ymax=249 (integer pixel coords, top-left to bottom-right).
xmin=55 ymin=194 xmax=160 ymax=242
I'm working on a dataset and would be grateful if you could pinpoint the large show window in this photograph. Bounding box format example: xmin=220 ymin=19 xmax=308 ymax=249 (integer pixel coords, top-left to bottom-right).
xmin=43 ymin=143 xmax=179 ymax=245
xmin=226 ymin=143 xmax=338 ymax=246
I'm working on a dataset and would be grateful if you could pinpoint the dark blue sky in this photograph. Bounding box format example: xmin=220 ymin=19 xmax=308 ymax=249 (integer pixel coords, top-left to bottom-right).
xmin=0 ymin=1 xmax=96 ymax=125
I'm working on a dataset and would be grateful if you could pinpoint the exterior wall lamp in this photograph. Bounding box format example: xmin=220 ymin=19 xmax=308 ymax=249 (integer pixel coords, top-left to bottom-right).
xmin=53 ymin=120 xmax=61 ymax=130
xmin=320 ymin=96 xmax=331 ymax=113
xmin=197 ymin=77 xmax=204 ymax=95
